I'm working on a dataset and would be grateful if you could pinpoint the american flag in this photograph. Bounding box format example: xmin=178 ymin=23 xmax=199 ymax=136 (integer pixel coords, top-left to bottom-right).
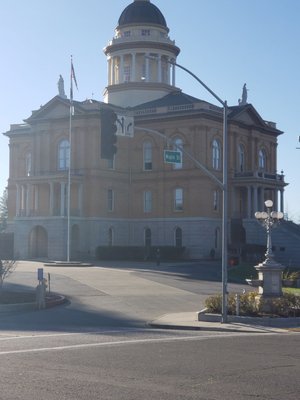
xmin=70 ymin=56 xmax=78 ymax=102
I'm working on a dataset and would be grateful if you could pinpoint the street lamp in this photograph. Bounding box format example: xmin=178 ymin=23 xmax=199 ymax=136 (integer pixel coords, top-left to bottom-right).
xmin=255 ymin=200 xmax=284 ymax=263
xmin=163 ymin=58 xmax=229 ymax=323
xmin=252 ymin=200 xmax=285 ymax=303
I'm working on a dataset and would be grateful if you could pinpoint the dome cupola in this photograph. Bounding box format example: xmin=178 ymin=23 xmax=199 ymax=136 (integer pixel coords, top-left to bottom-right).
xmin=118 ymin=0 xmax=167 ymax=30
xmin=103 ymin=0 xmax=181 ymax=107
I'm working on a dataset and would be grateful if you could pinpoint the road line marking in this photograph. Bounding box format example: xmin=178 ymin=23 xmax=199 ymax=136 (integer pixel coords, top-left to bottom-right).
xmin=0 ymin=332 xmax=277 ymax=356
xmin=0 ymin=327 xmax=154 ymax=341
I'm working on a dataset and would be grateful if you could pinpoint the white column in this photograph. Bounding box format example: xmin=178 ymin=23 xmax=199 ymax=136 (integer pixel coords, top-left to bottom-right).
xmin=280 ymin=189 xmax=284 ymax=213
xmin=274 ymin=189 xmax=278 ymax=211
xmin=145 ymin=53 xmax=149 ymax=82
xmin=247 ymin=186 xmax=251 ymax=219
xmin=16 ymin=184 xmax=20 ymax=216
xmin=120 ymin=55 xmax=124 ymax=83
xmin=60 ymin=182 xmax=66 ymax=217
xmin=131 ymin=53 xmax=136 ymax=81
xmin=172 ymin=59 xmax=176 ymax=86
xmin=112 ymin=57 xmax=116 ymax=84
xmin=253 ymin=186 xmax=258 ymax=215
xmin=34 ymin=185 xmax=38 ymax=212
xmin=49 ymin=182 xmax=54 ymax=216
xmin=158 ymin=54 xmax=162 ymax=82
xmin=78 ymin=183 xmax=83 ymax=217
xmin=21 ymin=185 xmax=25 ymax=214
xmin=26 ymin=184 xmax=31 ymax=216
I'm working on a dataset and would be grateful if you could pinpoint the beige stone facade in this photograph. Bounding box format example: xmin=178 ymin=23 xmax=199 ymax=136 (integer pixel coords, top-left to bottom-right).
xmin=3 ymin=0 xmax=287 ymax=260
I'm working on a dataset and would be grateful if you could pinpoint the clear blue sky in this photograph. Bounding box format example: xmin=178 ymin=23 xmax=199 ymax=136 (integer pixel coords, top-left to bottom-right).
xmin=0 ymin=0 xmax=299 ymax=220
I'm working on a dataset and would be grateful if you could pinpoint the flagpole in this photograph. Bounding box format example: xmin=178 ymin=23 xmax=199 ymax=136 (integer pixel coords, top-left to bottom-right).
xmin=67 ymin=56 xmax=73 ymax=262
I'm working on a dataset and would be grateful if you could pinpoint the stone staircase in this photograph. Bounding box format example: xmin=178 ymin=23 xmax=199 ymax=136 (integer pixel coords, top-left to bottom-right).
xmin=243 ymin=219 xmax=300 ymax=268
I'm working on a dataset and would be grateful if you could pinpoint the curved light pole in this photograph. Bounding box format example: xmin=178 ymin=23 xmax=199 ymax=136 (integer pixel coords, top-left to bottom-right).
xmin=163 ymin=58 xmax=229 ymax=323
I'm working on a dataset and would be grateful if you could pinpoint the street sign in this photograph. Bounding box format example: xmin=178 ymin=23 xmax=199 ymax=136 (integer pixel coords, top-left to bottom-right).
xmin=116 ymin=115 xmax=134 ymax=137
xmin=164 ymin=150 xmax=182 ymax=164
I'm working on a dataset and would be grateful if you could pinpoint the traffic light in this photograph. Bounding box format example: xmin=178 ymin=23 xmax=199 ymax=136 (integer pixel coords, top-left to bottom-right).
xmin=100 ymin=109 xmax=118 ymax=159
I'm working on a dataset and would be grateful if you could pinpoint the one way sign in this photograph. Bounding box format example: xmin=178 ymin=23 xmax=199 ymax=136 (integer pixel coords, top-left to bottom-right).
xmin=116 ymin=115 xmax=134 ymax=137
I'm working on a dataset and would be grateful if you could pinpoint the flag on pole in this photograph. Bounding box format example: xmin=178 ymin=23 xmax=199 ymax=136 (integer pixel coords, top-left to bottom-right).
xmin=70 ymin=56 xmax=78 ymax=103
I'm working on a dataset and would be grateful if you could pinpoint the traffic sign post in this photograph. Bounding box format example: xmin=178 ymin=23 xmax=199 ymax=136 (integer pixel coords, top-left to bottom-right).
xmin=164 ymin=150 xmax=182 ymax=164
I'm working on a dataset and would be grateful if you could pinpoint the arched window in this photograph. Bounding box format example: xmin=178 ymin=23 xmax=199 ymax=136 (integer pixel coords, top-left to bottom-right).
xmin=143 ymin=141 xmax=152 ymax=170
xmin=258 ymin=149 xmax=266 ymax=170
xmin=144 ymin=227 xmax=152 ymax=247
xmin=108 ymin=227 xmax=114 ymax=246
xmin=238 ymin=144 xmax=245 ymax=172
xmin=25 ymin=152 xmax=32 ymax=176
xmin=175 ymin=227 xmax=182 ymax=248
xmin=212 ymin=139 xmax=221 ymax=170
xmin=173 ymin=137 xmax=183 ymax=169
xmin=58 ymin=139 xmax=70 ymax=170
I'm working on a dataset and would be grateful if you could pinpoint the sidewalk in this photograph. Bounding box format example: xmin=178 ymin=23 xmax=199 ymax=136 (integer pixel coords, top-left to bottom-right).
xmin=149 ymin=311 xmax=300 ymax=333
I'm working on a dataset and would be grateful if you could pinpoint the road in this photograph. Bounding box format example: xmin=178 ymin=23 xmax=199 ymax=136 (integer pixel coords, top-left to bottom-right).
xmin=0 ymin=261 xmax=299 ymax=399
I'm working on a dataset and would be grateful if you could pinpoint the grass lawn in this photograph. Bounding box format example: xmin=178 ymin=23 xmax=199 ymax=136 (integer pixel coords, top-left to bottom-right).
xmin=228 ymin=263 xmax=258 ymax=283
xmin=283 ymin=287 xmax=300 ymax=295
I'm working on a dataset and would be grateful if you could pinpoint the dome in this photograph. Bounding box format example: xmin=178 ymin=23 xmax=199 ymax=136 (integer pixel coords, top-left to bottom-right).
xmin=118 ymin=0 xmax=167 ymax=29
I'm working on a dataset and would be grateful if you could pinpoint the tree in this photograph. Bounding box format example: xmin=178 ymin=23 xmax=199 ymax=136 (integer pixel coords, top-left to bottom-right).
xmin=0 ymin=260 xmax=16 ymax=287
xmin=0 ymin=189 xmax=8 ymax=233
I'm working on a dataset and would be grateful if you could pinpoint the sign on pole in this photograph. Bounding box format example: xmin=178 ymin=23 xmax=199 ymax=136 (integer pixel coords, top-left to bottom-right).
xmin=116 ymin=115 xmax=134 ymax=137
xmin=164 ymin=150 xmax=182 ymax=164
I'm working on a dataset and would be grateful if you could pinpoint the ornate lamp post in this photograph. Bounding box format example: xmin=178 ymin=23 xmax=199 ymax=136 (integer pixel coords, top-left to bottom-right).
xmin=252 ymin=200 xmax=284 ymax=307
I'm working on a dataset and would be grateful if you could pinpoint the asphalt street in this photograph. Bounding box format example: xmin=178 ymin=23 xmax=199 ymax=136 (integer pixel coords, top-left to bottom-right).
xmin=0 ymin=260 xmax=299 ymax=399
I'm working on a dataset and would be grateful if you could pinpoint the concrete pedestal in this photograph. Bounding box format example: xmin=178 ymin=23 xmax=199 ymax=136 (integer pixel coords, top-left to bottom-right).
xmin=255 ymin=258 xmax=285 ymax=297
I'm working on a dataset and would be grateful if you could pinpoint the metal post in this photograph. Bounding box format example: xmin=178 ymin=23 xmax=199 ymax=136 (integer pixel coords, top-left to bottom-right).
xmin=144 ymin=57 xmax=229 ymax=323
xmin=221 ymin=101 xmax=228 ymax=323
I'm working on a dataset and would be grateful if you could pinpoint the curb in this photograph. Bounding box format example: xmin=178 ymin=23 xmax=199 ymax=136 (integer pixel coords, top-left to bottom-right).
xmin=0 ymin=293 xmax=67 ymax=312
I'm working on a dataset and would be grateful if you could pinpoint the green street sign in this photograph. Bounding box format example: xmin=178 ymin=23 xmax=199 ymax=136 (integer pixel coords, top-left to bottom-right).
xmin=164 ymin=150 xmax=182 ymax=164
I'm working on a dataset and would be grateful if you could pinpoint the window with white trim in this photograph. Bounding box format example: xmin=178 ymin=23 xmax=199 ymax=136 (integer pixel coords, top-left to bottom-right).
xmin=212 ymin=139 xmax=221 ymax=170
xmin=258 ymin=149 xmax=266 ymax=170
xmin=25 ymin=152 xmax=32 ymax=176
xmin=108 ymin=189 xmax=114 ymax=212
xmin=58 ymin=139 xmax=70 ymax=171
xmin=144 ymin=191 xmax=152 ymax=213
xmin=238 ymin=144 xmax=245 ymax=172
xmin=174 ymin=188 xmax=183 ymax=211
xmin=143 ymin=141 xmax=152 ymax=170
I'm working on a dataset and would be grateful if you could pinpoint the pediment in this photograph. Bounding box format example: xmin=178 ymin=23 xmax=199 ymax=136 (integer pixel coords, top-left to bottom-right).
xmin=229 ymin=104 xmax=266 ymax=128
xmin=25 ymin=96 xmax=84 ymax=122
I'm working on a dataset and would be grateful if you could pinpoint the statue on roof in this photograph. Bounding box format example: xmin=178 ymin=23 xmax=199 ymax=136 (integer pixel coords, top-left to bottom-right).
xmin=58 ymin=75 xmax=67 ymax=98
xmin=238 ymin=83 xmax=248 ymax=106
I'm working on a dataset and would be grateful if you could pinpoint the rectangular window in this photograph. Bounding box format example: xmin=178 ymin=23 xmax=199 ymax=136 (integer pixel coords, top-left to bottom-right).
xmin=141 ymin=29 xmax=150 ymax=36
xmin=108 ymin=189 xmax=114 ymax=212
xmin=123 ymin=31 xmax=131 ymax=37
xmin=143 ymin=142 xmax=152 ymax=170
xmin=174 ymin=188 xmax=183 ymax=211
xmin=144 ymin=191 xmax=152 ymax=213
xmin=213 ymin=190 xmax=219 ymax=211
xmin=124 ymin=65 xmax=131 ymax=82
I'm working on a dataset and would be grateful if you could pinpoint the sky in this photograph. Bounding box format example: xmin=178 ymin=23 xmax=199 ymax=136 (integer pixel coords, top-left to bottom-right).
xmin=0 ymin=0 xmax=299 ymax=221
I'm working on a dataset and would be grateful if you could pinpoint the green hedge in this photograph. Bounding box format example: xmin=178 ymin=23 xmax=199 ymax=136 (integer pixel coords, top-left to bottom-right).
xmin=95 ymin=246 xmax=186 ymax=261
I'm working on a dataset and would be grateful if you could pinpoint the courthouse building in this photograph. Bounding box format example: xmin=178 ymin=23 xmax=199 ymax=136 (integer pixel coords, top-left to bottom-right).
xmin=3 ymin=0 xmax=287 ymax=260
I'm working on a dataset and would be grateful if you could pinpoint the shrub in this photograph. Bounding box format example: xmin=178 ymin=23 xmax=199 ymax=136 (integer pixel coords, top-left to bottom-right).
xmin=95 ymin=245 xmax=185 ymax=261
xmin=204 ymin=291 xmax=300 ymax=317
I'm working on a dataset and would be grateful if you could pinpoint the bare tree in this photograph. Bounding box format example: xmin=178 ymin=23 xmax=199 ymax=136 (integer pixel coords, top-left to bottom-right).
xmin=0 ymin=260 xmax=17 ymax=288
xmin=0 ymin=190 xmax=8 ymax=233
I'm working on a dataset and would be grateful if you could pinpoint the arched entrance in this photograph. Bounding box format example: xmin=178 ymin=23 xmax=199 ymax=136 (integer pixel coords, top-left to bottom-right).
xmin=29 ymin=226 xmax=48 ymax=259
